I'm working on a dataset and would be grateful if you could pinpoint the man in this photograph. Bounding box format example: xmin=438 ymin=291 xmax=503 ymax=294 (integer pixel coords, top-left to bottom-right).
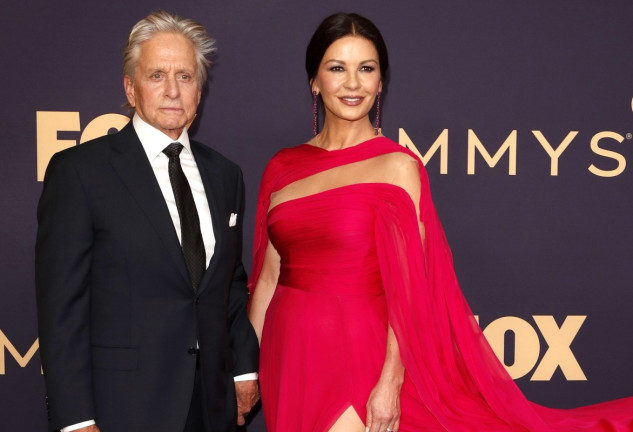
xmin=35 ymin=11 xmax=259 ymax=432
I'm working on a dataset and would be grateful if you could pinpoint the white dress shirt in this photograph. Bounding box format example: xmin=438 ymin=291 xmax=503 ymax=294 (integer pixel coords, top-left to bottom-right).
xmin=61 ymin=116 xmax=255 ymax=432
xmin=134 ymin=114 xmax=216 ymax=265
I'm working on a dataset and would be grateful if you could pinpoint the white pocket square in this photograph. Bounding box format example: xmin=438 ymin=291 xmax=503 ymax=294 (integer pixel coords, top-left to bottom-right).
xmin=229 ymin=213 xmax=237 ymax=227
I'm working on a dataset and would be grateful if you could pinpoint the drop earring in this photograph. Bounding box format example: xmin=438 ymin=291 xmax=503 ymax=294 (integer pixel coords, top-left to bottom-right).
xmin=374 ymin=91 xmax=382 ymax=136
xmin=312 ymin=91 xmax=318 ymax=136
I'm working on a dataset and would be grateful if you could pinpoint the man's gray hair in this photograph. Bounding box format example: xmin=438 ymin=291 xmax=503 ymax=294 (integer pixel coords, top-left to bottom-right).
xmin=123 ymin=10 xmax=216 ymax=87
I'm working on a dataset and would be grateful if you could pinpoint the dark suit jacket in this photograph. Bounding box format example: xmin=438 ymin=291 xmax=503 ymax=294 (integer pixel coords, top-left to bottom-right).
xmin=35 ymin=122 xmax=259 ymax=432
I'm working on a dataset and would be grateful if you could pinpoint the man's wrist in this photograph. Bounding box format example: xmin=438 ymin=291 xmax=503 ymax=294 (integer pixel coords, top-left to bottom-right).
xmin=233 ymin=372 xmax=258 ymax=382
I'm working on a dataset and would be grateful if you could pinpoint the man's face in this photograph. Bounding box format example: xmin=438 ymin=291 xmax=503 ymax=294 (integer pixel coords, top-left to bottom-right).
xmin=124 ymin=32 xmax=202 ymax=140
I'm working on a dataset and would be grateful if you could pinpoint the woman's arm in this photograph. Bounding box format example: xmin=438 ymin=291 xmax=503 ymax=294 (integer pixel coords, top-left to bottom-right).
xmin=366 ymin=155 xmax=425 ymax=432
xmin=248 ymin=240 xmax=281 ymax=343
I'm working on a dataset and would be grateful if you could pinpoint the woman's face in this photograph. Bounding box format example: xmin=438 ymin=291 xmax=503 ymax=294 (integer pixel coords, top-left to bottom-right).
xmin=312 ymin=35 xmax=382 ymax=125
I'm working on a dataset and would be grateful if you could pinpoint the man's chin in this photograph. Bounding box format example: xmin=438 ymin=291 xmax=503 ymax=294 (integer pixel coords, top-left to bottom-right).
xmin=153 ymin=118 xmax=188 ymax=133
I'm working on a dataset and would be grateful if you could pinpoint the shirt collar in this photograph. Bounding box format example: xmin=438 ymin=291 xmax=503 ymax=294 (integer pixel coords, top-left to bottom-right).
xmin=132 ymin=113 xmax=192 ymax=161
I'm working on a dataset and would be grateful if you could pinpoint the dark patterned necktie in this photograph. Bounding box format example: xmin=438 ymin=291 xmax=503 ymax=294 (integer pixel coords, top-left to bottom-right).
xmin=163 ymin=143 xmax=205 ymax=293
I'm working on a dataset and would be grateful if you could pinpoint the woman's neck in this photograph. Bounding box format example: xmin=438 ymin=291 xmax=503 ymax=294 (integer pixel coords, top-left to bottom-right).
xmin=311 ymin=117 xmax=379 ymax=151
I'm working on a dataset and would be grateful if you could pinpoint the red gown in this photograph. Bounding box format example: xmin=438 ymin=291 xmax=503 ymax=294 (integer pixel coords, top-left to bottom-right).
xmin=249 ymin=137 xmax=633 ymax=431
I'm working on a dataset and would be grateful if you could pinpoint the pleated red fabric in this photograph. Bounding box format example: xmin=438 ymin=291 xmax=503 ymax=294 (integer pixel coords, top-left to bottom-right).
xmin=249 ymin=137 xmax=633 ymax=432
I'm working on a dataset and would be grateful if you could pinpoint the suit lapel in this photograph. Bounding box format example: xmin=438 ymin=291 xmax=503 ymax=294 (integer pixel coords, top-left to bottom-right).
xmin=191 ymin=142 xmax=225 ymax=296
xmin=109 ymin=124 xmax=191 ymax=290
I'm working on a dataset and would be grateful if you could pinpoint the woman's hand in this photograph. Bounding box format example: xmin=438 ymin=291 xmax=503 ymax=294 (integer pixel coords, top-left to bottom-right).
xmin=365 ymin=375 xmax=402 ymax=432
xmin=366 ymin=325 xmax=404 ymax=432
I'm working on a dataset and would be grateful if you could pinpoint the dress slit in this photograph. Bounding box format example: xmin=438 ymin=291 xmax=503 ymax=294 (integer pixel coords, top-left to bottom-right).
xmin=326 ymin=405 xmax=365 ymax=432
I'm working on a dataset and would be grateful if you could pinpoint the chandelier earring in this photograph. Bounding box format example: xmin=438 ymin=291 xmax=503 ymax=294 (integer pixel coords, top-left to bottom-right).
xmin=374 ymin=91 xmax=382 ymax=136
xmin=312 ymin=91 xmax=318 ymax=136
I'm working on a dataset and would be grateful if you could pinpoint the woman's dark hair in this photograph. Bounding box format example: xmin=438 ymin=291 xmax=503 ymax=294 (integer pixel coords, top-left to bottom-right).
xmin=305 ymin=12 xmax=389 ymax=86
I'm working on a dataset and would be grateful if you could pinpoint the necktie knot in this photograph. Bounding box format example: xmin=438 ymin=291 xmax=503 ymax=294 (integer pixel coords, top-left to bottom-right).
xmin=163 ymin=142 xmax=184 ymax=160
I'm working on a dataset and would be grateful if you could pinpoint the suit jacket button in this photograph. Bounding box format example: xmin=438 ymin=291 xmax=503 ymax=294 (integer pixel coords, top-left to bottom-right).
xmin=194 ymin=297 xmax=200 ymax=305
xmin=188 ymin=347 xmax=199 ymax=355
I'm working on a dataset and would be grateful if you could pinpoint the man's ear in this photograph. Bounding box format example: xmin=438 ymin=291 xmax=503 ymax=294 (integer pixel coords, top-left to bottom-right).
xmin=123 ymin=75 xmax=135 ymax=108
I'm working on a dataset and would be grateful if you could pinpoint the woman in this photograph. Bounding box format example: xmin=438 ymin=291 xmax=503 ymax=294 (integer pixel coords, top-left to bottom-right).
xmin=248 ymin=12 xmax=633 ymax=432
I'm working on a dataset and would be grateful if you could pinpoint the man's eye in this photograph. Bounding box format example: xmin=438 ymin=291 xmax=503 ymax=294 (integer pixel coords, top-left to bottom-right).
xmin=180 ymin=74 xmax=191 ymax=80
xmin=151 ymin=73 xmax=162 ymax=79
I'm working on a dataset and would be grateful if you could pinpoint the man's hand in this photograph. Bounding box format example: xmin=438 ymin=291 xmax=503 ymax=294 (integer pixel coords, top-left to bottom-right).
xmin=235 ymin=380 xmax=259 ymax=426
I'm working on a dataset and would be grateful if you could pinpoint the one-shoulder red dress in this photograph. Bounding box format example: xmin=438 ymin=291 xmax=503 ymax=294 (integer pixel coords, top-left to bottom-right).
xmin=249 ymin=137 xmax=633 ymax=431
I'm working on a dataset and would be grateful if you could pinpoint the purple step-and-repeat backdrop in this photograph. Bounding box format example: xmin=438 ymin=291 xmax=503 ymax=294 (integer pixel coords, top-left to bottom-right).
xmin=2 ymin=1 xmax=632 ymax=430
